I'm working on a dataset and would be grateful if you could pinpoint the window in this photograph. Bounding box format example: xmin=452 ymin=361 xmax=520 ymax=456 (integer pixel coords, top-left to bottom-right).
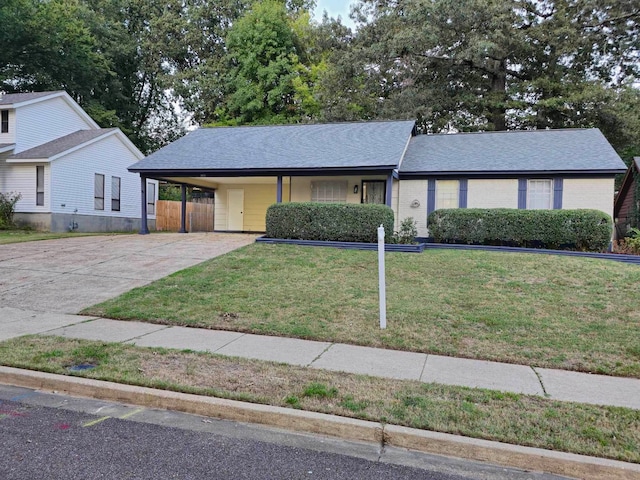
xmin=311 ymin=180 xmax=347 ymax=203
xmin=527 ymin=179 xmax=552 ymax=209
xmin=436 ymin=180 xmax=459 ymax=209
xmin=147 ymin=182 xmax=156 ymax=215
xmin=94 ymin=174 xmax=104 ymax=210
xmin=111 ymin=176 xmax=121 ymax=211
xmin=36 ymin=166 xmax=44 ymax=206
xmin=361 ymin=180 xmax=386 ymax=204
xmin=1 ymin=110 xmax=8 ymax=133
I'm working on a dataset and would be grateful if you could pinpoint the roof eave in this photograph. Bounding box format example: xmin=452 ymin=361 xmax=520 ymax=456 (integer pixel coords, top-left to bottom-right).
xmin=398 ymin=169 xmax=626 ymax=179
xmin=6 ymin=157 xmax=50 ymax=163
xmin=128 ymin=165 xmax=398 ymax=177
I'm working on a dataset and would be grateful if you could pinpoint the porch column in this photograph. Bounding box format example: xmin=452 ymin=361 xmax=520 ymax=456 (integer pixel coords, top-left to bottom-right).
xmin=385 ymin=174 xmax=393 ymax=207
xmin=276 ymin=175 xmax=283 ymax=203
xmin=178 ymin=184 xmax=188 ymax=233
xmin=139 ymin=175 xmax=149 ymax=235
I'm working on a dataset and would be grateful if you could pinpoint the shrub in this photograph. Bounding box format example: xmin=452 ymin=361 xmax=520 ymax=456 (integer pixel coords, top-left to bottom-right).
xmin=427 ymin=208 xmax=612 ymax=252
xmin=0 ymin=192 xmax=22 ymax=229
xmin=393 ymin=217 xmax=418 ymax=244
xmin=266 ymin=202 xmax=395 ymax=243
xmin=613 ymin=228 xmax=640 ymax=255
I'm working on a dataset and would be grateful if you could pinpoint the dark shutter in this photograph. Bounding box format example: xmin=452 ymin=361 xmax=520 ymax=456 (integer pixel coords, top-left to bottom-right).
xmin=518 ymin=179 xmax=527 ymax=209
xmin=553 ymin=178 xmax=563 ymax=209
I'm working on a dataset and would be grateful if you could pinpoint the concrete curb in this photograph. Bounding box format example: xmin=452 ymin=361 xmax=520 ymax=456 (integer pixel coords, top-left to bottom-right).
xmin=1 ymin=366 xmax=638 ymax=480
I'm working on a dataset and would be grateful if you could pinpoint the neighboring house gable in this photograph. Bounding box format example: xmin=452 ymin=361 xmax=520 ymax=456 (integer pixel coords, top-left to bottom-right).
xmin=0 ymin=91 xmax=156 ymax=232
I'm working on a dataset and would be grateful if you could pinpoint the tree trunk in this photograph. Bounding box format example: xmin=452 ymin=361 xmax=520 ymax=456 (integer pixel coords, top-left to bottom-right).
xmin=489 ymin=59 xmax=507 ymax=131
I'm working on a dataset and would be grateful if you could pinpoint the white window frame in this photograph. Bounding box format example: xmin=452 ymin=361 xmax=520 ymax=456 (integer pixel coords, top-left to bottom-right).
xmin=147 ymin=182 xmax=156 ymax=215
xmin=436 ymin=180 xmax=459 ymax=209
xmin=1 ymin=110 xmax=8 ymax=133
xmin=111 ymin=176 xmax=121 ymax=212
xmin=94 ymin=173 xmax=105 ymax=210
xmin=311 ymin=180 xmax=347 ymax=203
xmin=527 ymin=179 xmax=553 ymax=210
xmin=36 ymin=166 xmax=44 ymax=206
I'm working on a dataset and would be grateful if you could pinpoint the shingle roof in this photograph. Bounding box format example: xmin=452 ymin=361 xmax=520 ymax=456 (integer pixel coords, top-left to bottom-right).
xmin=9 ymin=129 xmax=114 ymax=159
xmin=400 ymin=129 xmax=626 ymax=174
xmin=0 ymin=91 xmax=64 ymax=106
xmin=130 ymin=121 xmax=416 ymax=172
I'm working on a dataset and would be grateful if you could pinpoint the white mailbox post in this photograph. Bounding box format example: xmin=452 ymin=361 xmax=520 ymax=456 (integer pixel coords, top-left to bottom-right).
xmin=378 ymin=224 xmax=387 ymax=329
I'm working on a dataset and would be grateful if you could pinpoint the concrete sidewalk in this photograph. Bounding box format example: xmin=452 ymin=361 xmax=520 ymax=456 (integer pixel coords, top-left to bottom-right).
xmin=2 ymin=307 xmax=639 ymax=411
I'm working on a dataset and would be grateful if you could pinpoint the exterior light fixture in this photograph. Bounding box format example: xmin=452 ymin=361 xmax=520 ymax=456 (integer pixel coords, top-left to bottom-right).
xmin=353 ymin=185 xmax=359 ymax=194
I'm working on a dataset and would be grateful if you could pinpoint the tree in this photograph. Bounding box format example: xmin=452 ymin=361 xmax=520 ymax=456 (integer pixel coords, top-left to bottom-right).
xmin=214 ymin=0 xmax=305 ymax=124
xmin=338 ymin=0 xmax=640 ymax=137
xmin=0 ymin=0 xmax=109 ymax=100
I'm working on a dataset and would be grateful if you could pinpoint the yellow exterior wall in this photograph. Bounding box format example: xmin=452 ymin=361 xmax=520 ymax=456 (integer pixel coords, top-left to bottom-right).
xmin=562 ymin=178 xmax=615 ymax=218
xmin=467 ymin=179 xmax=519 ymax=209
xmin=214 ymin=181 xmax=290 ymax=232
xmin=290 ymin=175 xmax=385 ymax=203
xmin=397 ymin=180 xmax=429 ymax=237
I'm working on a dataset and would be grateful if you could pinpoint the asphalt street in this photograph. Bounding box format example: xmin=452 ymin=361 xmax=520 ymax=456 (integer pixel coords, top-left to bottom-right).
xmin=0 ymin=385 xmax=569 ymax=480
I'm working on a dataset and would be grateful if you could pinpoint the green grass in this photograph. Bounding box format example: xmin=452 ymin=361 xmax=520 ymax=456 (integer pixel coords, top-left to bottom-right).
xmin=84 ymin=243 xmax=640 ymax=377
xmin=0 ymin=230 xmax=103 ymax=244
xmin=1 ymin=336 xmax=638 ymax=463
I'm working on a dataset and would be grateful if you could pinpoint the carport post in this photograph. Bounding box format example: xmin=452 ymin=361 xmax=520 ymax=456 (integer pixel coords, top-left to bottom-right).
xmin=139 ymin=175 xmax=150 ymax=235
xmin=179 ymin=184 xmax=188 ymax=233
xmin=276 ymin=175 xmax=283 ymax=203
xmin=385 ymin=173 xmax=393 ymax=206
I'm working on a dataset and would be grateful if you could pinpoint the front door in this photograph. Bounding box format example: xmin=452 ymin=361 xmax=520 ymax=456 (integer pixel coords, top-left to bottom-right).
xmin=361 ymin=180 xmax=386 ymax=204
xmin=227 ymin=189 xmax=244 ymax=231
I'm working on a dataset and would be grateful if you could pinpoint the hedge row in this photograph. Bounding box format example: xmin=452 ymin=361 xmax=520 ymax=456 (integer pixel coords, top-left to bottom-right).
xmin=427 ymin=208 xmax=612 ymax=252
xmin=266 ymin=202 xmax=394 ymax=243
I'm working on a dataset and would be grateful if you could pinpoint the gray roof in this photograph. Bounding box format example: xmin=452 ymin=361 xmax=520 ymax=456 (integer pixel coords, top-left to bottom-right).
xmin=400 ymin=128 xmax=626 ymax=174
xmin=130 ymin=121 xmax=416 ymax=172
xmin=9 ymin=129 xmax=114 ymax=159
xmin=0 ymin=91 xmax=64 ymax=106
xmin=0 ymin=143 xmax=14 ymax=150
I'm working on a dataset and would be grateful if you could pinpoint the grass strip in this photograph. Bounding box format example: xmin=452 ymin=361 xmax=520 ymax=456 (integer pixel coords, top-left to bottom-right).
xmin=1 ymin=335 xmax=638 ymax=463
xmin=84 ymin=243 xmax=640 ymax=377
xmin=0 ymin=231 xmax=109 ymax=244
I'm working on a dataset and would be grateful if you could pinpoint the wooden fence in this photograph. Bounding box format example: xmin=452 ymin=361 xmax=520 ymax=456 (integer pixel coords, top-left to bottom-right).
xmin=156 ymin=200 xmax=214 ymax=232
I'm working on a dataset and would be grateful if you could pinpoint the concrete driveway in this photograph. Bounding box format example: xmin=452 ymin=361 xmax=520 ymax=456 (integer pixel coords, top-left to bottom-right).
xmin=0 ymin=233 xmax=256 ymax=315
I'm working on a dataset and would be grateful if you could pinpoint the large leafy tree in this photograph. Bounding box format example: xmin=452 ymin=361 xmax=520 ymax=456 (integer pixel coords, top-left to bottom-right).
xmin=0 ymin=0 xmax=109 ymax=100
xmin=212 ymin=0 xmax=324 ymax=125
xmin=332 ymin=0 xmax=639 ymax=140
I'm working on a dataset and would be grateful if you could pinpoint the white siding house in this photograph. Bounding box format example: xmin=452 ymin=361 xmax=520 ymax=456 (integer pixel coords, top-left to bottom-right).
xmin=0 ymin=91 xmax=157 ymax=232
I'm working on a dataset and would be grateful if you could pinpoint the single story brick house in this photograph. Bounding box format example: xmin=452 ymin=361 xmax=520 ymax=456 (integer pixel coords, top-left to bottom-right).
xmin=129 ymin=122 xmax=626 ymax=237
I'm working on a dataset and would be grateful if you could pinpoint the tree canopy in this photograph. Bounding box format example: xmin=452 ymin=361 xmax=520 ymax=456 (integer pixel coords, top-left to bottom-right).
xmin=1 ymin=0 xmax=638 ymax=161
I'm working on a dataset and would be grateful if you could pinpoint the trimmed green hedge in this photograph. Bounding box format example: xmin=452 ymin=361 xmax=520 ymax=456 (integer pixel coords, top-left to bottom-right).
xmin=266 ymin=202 xmax=395 ymax=243
xmin=427 ymin=208 xmax=612 ymax=252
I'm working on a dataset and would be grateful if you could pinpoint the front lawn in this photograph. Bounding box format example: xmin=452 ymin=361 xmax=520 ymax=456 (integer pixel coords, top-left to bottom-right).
xmin=85 ymin=243 xmax=640 ymax=377
xmin=1 ymin=336 xmax=638 ymax=463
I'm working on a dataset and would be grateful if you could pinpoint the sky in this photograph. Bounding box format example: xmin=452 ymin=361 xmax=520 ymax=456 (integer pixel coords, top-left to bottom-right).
xmin=313 ymin=0 xmax=356 ymax=29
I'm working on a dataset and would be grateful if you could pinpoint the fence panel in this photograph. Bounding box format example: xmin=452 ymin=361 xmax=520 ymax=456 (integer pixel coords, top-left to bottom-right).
xmin=156 ymin=200 xmax=214 ymax=232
